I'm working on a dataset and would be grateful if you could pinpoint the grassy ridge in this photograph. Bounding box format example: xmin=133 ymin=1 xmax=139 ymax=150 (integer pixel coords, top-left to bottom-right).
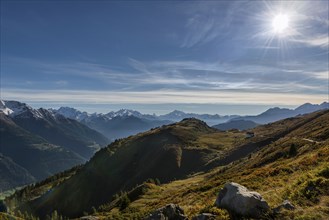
xmin=92 ymin=111 xmax=329 ymax=219
xmin=4 ymin=111 xmax=329 ymax=219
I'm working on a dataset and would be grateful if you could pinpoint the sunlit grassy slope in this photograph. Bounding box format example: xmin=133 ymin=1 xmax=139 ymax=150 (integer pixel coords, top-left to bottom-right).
xmin=0 ymin=212 xmax=23 ymax=220
xmin=5 ymin=110 xmax=329 ymax=219
xmin=93 ymin=110 xmax=329 ymax=219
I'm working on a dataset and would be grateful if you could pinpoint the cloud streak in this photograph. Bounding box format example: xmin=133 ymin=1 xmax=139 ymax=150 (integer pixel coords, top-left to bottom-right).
xmin=180 ymin=1 xmax=245 ymax=48
xmin=2 ymin=88 xmax=326 ymax=106
xmin=127 ymin=59 xmax=328 ymax=94
xmin=3 ymin=56 xmax=327 ymax=96
xmin=291 ymin=35 xmax=329 ymax=49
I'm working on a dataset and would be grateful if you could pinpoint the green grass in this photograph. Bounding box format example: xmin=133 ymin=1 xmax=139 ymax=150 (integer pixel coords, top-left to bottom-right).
xmin=89 ymin=111 xmax=329 ymax=219
xmin=4 ymin=111 xmax=329 ymax=219
xmin=0 ymin=213 xmax=23 ymax=220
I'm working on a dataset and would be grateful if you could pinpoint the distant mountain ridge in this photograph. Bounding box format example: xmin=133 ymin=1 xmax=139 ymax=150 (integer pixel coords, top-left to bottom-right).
xmin=213 ymin=119 xmax=258 ymax=131
xmin=232 ymin=102 xmax=329 ymax=125
xmin=0 ymin=100 xmax=110 ymax=191
xmin=158 ymin=110 xmax=237 ymax=125
xmin=52 ymin=107 xmax=238 ymax=140
xmin=53 ymin=102 xmax=329 ymax=134
xmin=1 ymin=100 xmax=109 ymax=159
xmin=52 ymin=107 xmax=170 ymax=141
xmin=53 ymin=107 xmax=157 ymax=122
xmin=53 ymin=107 xmax=237 ymax=125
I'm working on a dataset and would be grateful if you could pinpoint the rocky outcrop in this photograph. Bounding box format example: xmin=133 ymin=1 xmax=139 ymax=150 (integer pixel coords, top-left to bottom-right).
xmin=145 ymin=204 xmax=187 ymax=220
xmin=215 ymin=182 xmax=269 ymax=219
xmin=273 ymin=200 xmax=295 ymax=213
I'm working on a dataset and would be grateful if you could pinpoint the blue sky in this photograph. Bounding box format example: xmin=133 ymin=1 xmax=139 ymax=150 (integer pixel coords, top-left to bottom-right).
xmin=1 ymin=0 xmax=328 ymax=115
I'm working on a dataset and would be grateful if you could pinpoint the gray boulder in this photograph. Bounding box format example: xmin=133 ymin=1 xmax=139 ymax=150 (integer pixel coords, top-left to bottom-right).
xmin=280 ymin=200 xmax=295 ymax=210
xmin=192 ymin=213 xmax=216 ymax=220
xmin=215 ymin=182 xmax=269 ymax=219
xmin=273 ymin=200 xmax=295 ymax=213
xmin=145 ymin=203 xmax=187 ymax=220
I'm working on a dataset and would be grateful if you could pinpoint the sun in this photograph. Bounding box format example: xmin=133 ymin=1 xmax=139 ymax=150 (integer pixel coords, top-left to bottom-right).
xmin=272 ymin=14 xmax=290 ymax=34
xmin=256 ymin=2 xmax=300 ymax=54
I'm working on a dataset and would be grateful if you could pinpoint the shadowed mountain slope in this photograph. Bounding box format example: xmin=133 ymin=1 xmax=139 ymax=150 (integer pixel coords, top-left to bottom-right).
xmin=15 ymin=118 xmax=244 ymax=217
xmin=81 ymin=115 xmax=171 ymax=141
xmin=0 ymin=113 xmax=84 ymax=190
xmin=5 ymin=110 xmax=329 ymax=219
xmin=12 ymin=109 xmax=109 ymax=159
xmin=0 ymin=154 xmax=36 ymax=191
xmin=213 ymin=119 xmax=258 ymax=131
xmin=1 ymin=101 xmax=109 ymax=160
xmin=89 ymin=109 xmax=329 ymax=219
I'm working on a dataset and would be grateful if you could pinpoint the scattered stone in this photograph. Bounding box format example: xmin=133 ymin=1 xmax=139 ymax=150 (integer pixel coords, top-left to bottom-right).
xmin=215 ymin=182 xmax=269 ymax=219
xmin=192 ymin=213 xmax=216 ymax=220
xmin=281 ymin=200 xmax=295 ymax=210
xmin=145 ymin=203 xmax=187 ymax=220
xmin=273 ymin=200 xmax=295 ymax=213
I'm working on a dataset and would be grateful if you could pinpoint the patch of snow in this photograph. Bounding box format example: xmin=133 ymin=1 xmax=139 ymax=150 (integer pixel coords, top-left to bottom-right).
xmin=53 ymin=107 xmax=90 ymax=121
xmin=0 ymin=100 xmax=14 ymax=115
xmin=0 ymin=100 xmax=45 ymax=119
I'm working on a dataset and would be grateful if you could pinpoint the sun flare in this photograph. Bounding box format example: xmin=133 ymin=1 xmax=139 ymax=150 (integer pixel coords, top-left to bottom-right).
xmin=272 ymin=14 xmax=289 ymax=34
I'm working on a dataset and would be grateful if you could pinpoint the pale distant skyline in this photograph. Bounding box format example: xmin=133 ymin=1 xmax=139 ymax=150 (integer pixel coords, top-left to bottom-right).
xmin=1 ymin=1 xmax=328 ymax=115
xmin=4 ymin=100 xmax=325 ymax=116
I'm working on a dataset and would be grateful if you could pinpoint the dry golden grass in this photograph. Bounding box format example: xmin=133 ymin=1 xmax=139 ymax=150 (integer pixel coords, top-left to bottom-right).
xmin=5 ymin=111 xmax=329 ymax=220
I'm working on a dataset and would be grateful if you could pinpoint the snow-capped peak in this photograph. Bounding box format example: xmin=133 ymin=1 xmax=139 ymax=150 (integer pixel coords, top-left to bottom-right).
xmin=56 ymin=107 xmax=81 ymax=118
xmin=105 ymin=109 xmax=142 ymax=118
xmin=0 ymin=100 xmax=44 ymax=119
xmin=115 ymin=109 xmax=141 ymax=117
xmin=0 ymin=100 xmax=14 ymax=115
xmin=169 ymin=110 xmax=185 ymax=117
xmin=53 ymin=107 xmax=90 ymax=121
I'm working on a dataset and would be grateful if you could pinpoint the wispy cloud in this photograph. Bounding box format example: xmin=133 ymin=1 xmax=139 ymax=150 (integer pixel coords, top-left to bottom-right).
xmin=291 ymin=35 xmax=329 ymax=49
xmin=180 ymin=1 xmax=245 ymax=48
xmin=2 ymin=88 xmax=326 ymax=106
xmin=3 ymin=56 xmax=327 ymax=96
xmin=127 ymin=59 xmax=327 ymax=94
xmin=308 ymin=71 xmax=329 ymax=80
xmin=181 ymin=14 xmax=216 ymax=48
xmin=55 ymin=80 xmax=68 ymax=86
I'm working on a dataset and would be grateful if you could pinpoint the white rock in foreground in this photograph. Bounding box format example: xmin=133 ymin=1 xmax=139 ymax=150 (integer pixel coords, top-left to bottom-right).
xmin=215 ymin=182 xmax=269 ymax=219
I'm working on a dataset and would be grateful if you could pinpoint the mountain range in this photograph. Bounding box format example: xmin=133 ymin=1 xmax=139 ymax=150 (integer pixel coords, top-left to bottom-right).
xmin=51 ymin=107 xmax=236 ymax=141
xmin=52 ymin=107 xmax=171 ymax=141
xmin=231 ymin=102 xmax=329 ymax=125
xmin=4 ymin=109 xmax=329 ymax=219
xmin=157 ymin=110 xmax=237 ymax=125
xmin=54 ymin=107 xmax=237 ymax=126
xmin=1 ymin=100 xmax=328 ymax=192
xmin=53 ymin=102 xmax=329 ymax=134
xmin=0 ymin=101 xmax=109 ymax=191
